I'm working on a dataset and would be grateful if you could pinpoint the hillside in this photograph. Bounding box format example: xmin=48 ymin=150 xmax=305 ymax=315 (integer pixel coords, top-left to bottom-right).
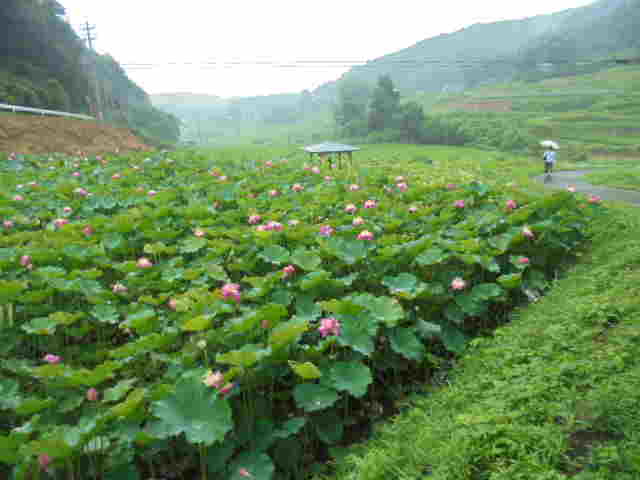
xmin=313 ymin=0 xmax=640 ymax=101
xmin=0 ymin=0 xmax=180 ymax=146
xmin=0 ymin=113 xmax=149 ymax=155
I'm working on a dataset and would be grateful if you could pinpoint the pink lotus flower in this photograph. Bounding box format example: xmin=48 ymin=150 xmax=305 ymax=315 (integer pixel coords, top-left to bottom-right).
xmin=20 ymin=255 xmax=32 ymax=267
xmin=282 ymin=265 xmax=296 ymax=277
xmin=357 ymin=230 xmax=374 ymax=240
xmin=148 ymin=190 xmax=157 ymax=197
xmin=395 ymin=176 xmax=405 ymax=182
xmin=265 ymin=161 xmax=274 ymax=168
xmin=54 ymin=218 xmax=69 ymax=228
xmin=451 ymin=277 xmax=467 ymax=291
xmin=522 ymin=226 xmax=534 ymax=238
xmin=506 ymin=199 xmax=517 ymax=210
xmin=261 ymin=319 xmax=270 ymax=328
xmin=203 ymin=370 xmax=224 ymax=389
xmin=318 ymin=317 xmax=341 ymax=338
xmin=63 ymin=207 xmax=72 ymax=214
xmin=210 ymin=170 xmax=220 ymax=177
xmin=194 ymin=229 xmax=206 ymax=238
xmin=38 ymin=454 xmax=52 ymax=470
xmin=349 ymin=184 xmax=360 ymax=192
xmin=266 ymin=221 xmax=283 ymax=231
xmin=43 ymin=354 xmax=61 ymax=364
xmin=269 ymin=189 xmax=280 ymax=197
xmin=567 ymin=186 xmax=576 ymax=193
xmin=72 ymin=171 xmax=81 ymax=177
xmin=168 ymin=299 xmax=178 ymax=310
xmin=288 ymin=219 xmax=300 ymax=226
xmin=518 ymin=257 xmax=530 ymax=264
xmin=409 ymin=206 xmax=418 ymax=213
xmin=74 ymin=188 xmax=88 ymax=196
xmin=137 ymin=257 xmax=153 ymax=268
xmin=112 ymin=173 xmax=121 ymax=180
xmin=219 ymin=176 xmax=228 ymax=181
xmin=291 ymin=183 xmax=304 ymax=192
xmin=588 ymin=195 xmax=601 ymax=204
xmin=248 ymin=214 xmax=262 ymax=225
xmin=83 ymin=226 xmax=94 ymax=236
xmin=324 ymin=176 xmax=333 ymax=181
xmin=247 ymin=193 xmax=256 ymax=199
xmin=319 ymin=225 xmax=334 ymax=237
xmin=303 ymin=164 xmax=311 ymax=171
xmin=86 ymin=388 xmax=99 ymax=401
xmin=311 ymin=166 xmax=321 ymax=174
xmin=219 ymin=382 xmax=235 ymax=396
xmin=345 ymin=204 xmax=357 ymax=214
xmin=364 ymin=200 xmax=377 ymax=209
xmin=3 ymin=220 xmax=14 ymax=228
xmin=256 ymin=225 xmax=268 ymax=232
xmin=353 ymin=216 xmax=365 ymax=226
xmin=397 ymin=182 xmax=409 ymax=192
xmin=112 ymin=283 xmax=128 ymax=294
xmin=239 ymin=468 xmax=253 ymax=478
xmin=13 ymin=195 xmax=24 ymax=201
xmin=446 ymin=183 xmax=457 ymax=190
xmin=222 ymin=283 xmax=241 ymax=302
xmin=454 ymin=200 xmax=465 ymax=209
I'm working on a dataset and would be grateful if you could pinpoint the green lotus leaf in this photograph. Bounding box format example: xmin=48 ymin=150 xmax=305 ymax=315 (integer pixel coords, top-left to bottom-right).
xmin=216 ymin=344 xmax=270 ymax=368
xmin=15 ymin=397 xmax=54 ymax=416
xmin=104 ymin=463 xmax=140 ymax=480
xmin=259 ymin=245 xmax=290 ymax=265
xmin=323 ymin=361 xmax=372 ymax=398
xmin=123 ymin=308 xmax=157 ymax=334
xmin=300 ymin=270 xmax=332 ymax=291
xmin=388 ymin=328 xmax=426 ymax=362
xmin=151 ymin=376 xmax=232 ymax=445
xmin=23 ymin=435 xmax=73 ymax=460
xmin=313 ymin=411 xmax=344 ymax=444
xmin=0 ymin=435 xmax=20 ymax=463
xmin=0 ymin=280 xmax=26 ymax=303
xmin=455 ymin=293 xmax=487 ymax=316
xmin=110 ymin=332 xmax=178 ymax=359
xmin=103 ymin=379 xmax=138 ymax=403
xmin=0 ymin=379 xmax=21 ymax=410
xmin=497 ymin=273 xmax=523 ymax=289
xmin=320 ymin=299 xmax=365 ymax=316
xmin=33 ymin=266 xmax=67 ymax=279
xmin=362 ymin=295 xmax=404 ymax=327
xmin=337 ymin=313 xmax=378 ymax=356
xmin=180 ymin=237 xmax=207 ymax=254
xmin=295 ymin=294 xmax=322 ymax=321
xmin=207 ymin=442 xmax=236 ymax=474
xmin=289 ymin=361 xmax=322 ymax=380
xmin=416 ymin=320 xmax=442 ymax=340
xmin=228 ymin=451 xmax=275 ymax=480
xmin=182 ymin=314 xmax=214 ymax=332
xmin=326 ymin=237 xmax=368 ymax=265
xmin=21 ymin=316 xmax=58 ymax=335
xmin=109 ymin=388 xmax=146 ymax=419
xmin=269 ymin=317 xmax=308 ymax=349
xmin=441 ymin=323 xmax=467 ymax=354
xmin=290 ymin=247 xmax=322 ymax=270
xmin=273 ymin=417 xmax=306 ymax=439
xmin=293 ymin=383 xmax=339 ymax=412
xmin=382 ymin=273 xmax=426 ymax=299
xmin=471 ymin=283 xmax=505 ymax=300
xmin=415 ymin=247 xmax=449 ymax=266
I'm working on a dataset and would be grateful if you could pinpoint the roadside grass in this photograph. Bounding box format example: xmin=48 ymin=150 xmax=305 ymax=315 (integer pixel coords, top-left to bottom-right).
xmin=318 ymin=202 xmax=640 ymax=480
xmin=585 ymin=168 xmax=640 ymax=192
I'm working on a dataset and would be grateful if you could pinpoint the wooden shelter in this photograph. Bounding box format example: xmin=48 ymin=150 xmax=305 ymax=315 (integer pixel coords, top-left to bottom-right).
xmin=303 ymin=142 xmax=360 ymax=168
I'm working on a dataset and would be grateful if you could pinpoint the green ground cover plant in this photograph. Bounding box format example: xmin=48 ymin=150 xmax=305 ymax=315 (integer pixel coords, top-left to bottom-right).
xmin=320 ymin=203 xmax=640 ymax=480
xmin=0 ymin=145 xmax=601 ymax=479
xmin=585 ymin=167 xmax=640 ymax=192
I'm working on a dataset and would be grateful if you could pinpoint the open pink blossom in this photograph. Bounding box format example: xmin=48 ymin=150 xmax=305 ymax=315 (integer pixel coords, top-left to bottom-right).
xmin=63 ymin=207 xmax=72 ymax=214
xmin=522 ymin=226 xmax=534 ymax=238
xmin=397 ymin=182 xmax=409 ymax=192
xmin=395 ymin=176 xmax=405 ymax=182
xmin=203 ymin=370 xmax=224 ymax=389
xmin=506 ymin=199 xmax=517 ymax=210
xmin=43 ymin=354 xmax=61 ymax=364
xmin=112 ymin=173 xmax=122 ymax=180
xmin=265 ymin=161 xmax=274 ymax=167
xmin=137 ymin=257 xmax=153 ymax=268
xmin=319 ymin=225 xmax=334 ymax=237
xmin=248 ymin=215 xmax=262 ymax=225
xmin=345 ymin=204 xmax=357 ymax=214
xmin=357 ymin=230 xmax=374 ymax=241
xmin=72 ymin=171 xmax=81 ymax=177
xmin=282 ymin=265 xmax=296 ymax=277
xmin=454 ymin=200 xmax=465 ymax=209
xmin=324 ymin=175 xmax=333 ymax=181
xmin=451 ymin=277 xmax=467 ymax=291
xmin=194 ymin=229 xmax=206 ymax=238
xmin=239 ymin=468 xmax=253 ymax=478
xmin=409 ymin=206 xmax=418 ymax=213
xmin=83 ymin=226 xmax=94 ymax=236
xmin=38 ymin=454 xmax=52 ymax=469
xmin=148 ymin=190 xmax=157 ymax=197
xmin=20 ymin=255 xmax=32 ymax=267
xmin=222 ymin=283 xmax=241 ymax=302
xmin=446 ymin=183 xmax=457 ymax=190
xmin=168 ymin=299 xmax=178 ymax=310
xmin=13 ymin=195 xmax=24 ymax=201
xmin=112 ymin=283 xmax=128 ymax=294
xmin=266 ymin=221 xmax=283 ymax=231
xmin=349 ymin=184 xmax=360 ymax=192
xmin=269 ymin=189 xmax=280 ymax=197
xmin=303 ymin=164 xmax=311 ymax=171
xmin=54 ymin=218 xmax=69 ymax=228
xmin=86 ymin=388 xmax=99 ymax=401
xmin=519 ymin=257 xmax=530 ymax=264
xmin=74 ymin=187 xmax=88 ymax=196
xmin=311 ymin=166 xmax=321 ymax=174
xmin=288 ymin=219 xmax=300 ymax=226
xmin=318 ymin=317 xmax=341 ymax=338
xmin=364 ymin=200 xmax=377 ymax=209
xmin=291 ymin=183 xmax=304 ymax=192
xmin=353 ymin=216 xmax=365 ymax=226
xmin=256 ymin=225 xmax=269 ymax=232
xmin=219 ymin=382 xmax=235 ymax=396
xmin=3 ymin=220 xmax=14 ymax=229
xmin=567 ymin=186 xmax=576 ymax=193
xmin=219 ymin=175 xmax=228 ymax=181
xmin=588 ymin=195 xmax=602 ymax=204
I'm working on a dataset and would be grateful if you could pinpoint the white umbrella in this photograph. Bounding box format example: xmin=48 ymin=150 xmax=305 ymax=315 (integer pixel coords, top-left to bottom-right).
xmin=540 ymin=140 xmax=560 ymax=149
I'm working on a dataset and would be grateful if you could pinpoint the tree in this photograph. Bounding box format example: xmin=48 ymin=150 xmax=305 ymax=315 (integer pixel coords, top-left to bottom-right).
xmin=334 ymin=78 xmax=371 ymax=137
xmin=368 ymin=75 xmax=401 ymax=132
xmin=400 ymin=101 xmax=425 ymax=143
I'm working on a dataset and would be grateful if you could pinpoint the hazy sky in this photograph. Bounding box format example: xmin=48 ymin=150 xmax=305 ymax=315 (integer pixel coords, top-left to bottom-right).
xmin=59 ymin=0 xmax=595 ymax=98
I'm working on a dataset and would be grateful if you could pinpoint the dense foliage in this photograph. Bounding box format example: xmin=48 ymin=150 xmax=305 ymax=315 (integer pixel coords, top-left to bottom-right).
xmin=0 ymin=147 xmax=601 ymax=479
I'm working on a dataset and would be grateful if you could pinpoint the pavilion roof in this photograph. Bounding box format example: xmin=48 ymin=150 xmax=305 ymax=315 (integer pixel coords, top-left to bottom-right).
xmin=303 ymin=142 xmax=361 ymax=154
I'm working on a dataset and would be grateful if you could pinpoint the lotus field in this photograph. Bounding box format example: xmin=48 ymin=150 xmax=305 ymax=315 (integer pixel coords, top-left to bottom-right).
xmin=0 ymin=148 xmax=602 ymax=479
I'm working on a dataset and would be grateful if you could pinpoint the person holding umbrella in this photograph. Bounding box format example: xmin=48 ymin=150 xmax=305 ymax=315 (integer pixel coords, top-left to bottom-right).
xmin=540 ymin=140 xmax=559 ymax=176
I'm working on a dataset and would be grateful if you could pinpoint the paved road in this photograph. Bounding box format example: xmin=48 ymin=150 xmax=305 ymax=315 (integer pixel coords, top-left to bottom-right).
xmin=535 ymin=170 xmax=640 ymax=206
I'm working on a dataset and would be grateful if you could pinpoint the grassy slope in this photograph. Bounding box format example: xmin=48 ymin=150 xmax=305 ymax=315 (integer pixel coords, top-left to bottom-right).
xmin=318 ymin=198 xmax=640 ymax=478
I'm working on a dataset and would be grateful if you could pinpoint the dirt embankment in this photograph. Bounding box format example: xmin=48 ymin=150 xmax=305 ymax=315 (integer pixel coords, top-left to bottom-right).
xmin=0 ymin=114 xmax=151 ymax=155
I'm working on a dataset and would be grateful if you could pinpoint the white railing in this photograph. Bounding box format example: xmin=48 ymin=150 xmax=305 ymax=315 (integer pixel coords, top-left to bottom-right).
xmin=0 ymin=103 xmax=94 ymax=121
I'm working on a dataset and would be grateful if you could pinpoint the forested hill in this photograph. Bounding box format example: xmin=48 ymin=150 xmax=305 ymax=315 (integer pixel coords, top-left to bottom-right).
xmin=313 ymin=0 xmax=640 ymax=100
xmin=0 ymin=0 xmax=180 ymax=146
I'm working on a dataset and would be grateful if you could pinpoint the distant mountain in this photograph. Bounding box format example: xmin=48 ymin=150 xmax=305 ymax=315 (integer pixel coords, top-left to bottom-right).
xmin=313 ymin=0 xmax=640 ymax=100
xmin=150 ymin=93 xmax=227 ymax=108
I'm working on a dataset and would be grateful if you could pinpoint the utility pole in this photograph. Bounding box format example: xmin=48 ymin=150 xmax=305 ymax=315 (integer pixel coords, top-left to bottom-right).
xmin=80 ymin=20 xmax=104 ymax=121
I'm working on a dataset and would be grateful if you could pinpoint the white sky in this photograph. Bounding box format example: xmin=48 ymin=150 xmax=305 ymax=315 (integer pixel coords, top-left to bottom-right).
xmin=59 ymin=0 xmax=595 ymax=98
